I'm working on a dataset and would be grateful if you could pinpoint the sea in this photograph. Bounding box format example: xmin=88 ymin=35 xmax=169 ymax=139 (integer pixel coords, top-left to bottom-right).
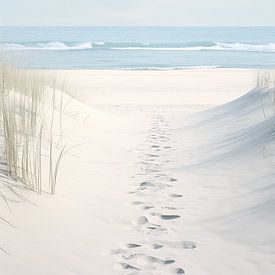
xmin=0 ymin=26 xmax=274 ymax=70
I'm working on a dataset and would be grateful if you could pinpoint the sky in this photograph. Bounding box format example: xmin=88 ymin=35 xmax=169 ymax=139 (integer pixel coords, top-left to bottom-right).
xmin=0 ymin=0 xmax=275 ymax=26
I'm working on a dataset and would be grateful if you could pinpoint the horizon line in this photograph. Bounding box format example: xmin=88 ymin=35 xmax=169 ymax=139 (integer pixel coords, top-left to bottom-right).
xmin=0 ymin=25 xmax=275 ymax=28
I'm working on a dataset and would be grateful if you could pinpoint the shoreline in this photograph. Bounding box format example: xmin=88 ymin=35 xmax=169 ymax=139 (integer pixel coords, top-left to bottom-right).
xmin=38 ymin=67 xmax=275 ymax=73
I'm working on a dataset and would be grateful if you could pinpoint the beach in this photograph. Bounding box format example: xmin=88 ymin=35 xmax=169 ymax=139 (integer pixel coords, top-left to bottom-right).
xmin=1 ymin=68 xmax=274 ymax=274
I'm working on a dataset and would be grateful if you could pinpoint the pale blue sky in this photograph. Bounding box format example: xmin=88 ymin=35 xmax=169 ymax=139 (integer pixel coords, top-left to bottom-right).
xmin=1 ymin=0 xmax=274 ymax=26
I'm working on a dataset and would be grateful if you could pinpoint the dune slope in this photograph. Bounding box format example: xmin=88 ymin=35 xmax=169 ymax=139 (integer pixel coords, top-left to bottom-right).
xmin=0 ymin=69 xmax=274 ymax=275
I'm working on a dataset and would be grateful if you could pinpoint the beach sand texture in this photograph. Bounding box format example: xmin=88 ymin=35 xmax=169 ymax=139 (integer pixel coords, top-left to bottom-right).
xmin=0 ymin=69 xmax=274 ymax=275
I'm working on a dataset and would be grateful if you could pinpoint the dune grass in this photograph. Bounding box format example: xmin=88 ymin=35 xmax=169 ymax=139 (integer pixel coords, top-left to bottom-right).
xmin=257 ymin=71 xmax=275 ymax=88
xmin=0 ymin=63 xmax=65 ymax=195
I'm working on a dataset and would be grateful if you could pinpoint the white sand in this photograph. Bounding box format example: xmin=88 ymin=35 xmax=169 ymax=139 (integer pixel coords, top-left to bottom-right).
xmin=62 ymin=68 xmax=257 ymax=106
xmin=1 ymin=69 xmax=275 ymax=275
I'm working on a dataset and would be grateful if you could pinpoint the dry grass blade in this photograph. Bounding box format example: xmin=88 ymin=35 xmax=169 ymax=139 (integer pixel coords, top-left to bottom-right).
xmin=0 ymin=62 xmax=67 ymax=238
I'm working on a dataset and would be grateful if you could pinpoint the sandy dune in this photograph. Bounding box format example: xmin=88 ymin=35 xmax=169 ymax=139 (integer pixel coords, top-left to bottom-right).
xmin=1 ymin=69 xmax=275 ymax=275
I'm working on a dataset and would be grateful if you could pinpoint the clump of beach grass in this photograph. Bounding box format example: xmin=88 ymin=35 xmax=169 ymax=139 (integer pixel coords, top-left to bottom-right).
xmin=256 ymin=71 xmax=275 ymax=88
xmin=0 ymin=63 xmax=66 ymax=195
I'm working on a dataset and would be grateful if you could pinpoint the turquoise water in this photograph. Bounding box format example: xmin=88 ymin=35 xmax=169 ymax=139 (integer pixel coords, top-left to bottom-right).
xmin=0 ymin=27 xmax=275 ymax=69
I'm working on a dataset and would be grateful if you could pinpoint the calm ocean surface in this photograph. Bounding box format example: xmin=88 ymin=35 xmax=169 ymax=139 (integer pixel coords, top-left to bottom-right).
xmin=0 ymin=27 xmax=275 ymax=69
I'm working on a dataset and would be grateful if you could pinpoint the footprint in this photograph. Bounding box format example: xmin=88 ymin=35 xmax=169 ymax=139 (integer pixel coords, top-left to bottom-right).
xmin=124 ymin=243 xmax=142 ymax=249
xmin=139 ymin=181 xmax=155 ymax=189
xmin=169 ymin=194 xmax=183 ymax=198
xmin=174 ymin=268 xmax=185 ymax=274
xmin=151 ymin=243 xmax=163 ymax=249
xmin=132 ymin=216 xmax=149 ymax=225
xmin=160 ymin=214 xmax=180 ymax=220
xmin=151 ymin=213 xmax=181 ymax=220
xmin=137 ymin=255 xmax=175 ymax=265
xmin=163 ymin=206 xmax=177 ymax=210
xmin=142 ymin=205 xmax=154 ymax=210
xmin=151 ymin=145 xmax=160 ymax=148
xmin=146 ymin=154 xmax=160 ymax=158
xmin=119 ymin=263 xmax=140 ymax=271
xmin=163 ymin=259 xmax=176 ymax=265
xmin=122 ymin=253 xmax=137 ymax=260
xmin=169 ymin=177 xmax=178 ymax=182
xmin=147 ymin=226 xmax=167 ymax=232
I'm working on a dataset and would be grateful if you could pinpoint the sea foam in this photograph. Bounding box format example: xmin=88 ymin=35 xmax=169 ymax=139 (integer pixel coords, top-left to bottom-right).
xmin=0 ymin=41 xmax=275 ymax=52
xmin=1 ymin=41 xmax=275 ymax=52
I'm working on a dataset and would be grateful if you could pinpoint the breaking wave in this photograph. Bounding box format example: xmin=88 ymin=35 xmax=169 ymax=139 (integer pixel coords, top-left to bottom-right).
xmin=1 ymin=41 xmax=275 ymax=52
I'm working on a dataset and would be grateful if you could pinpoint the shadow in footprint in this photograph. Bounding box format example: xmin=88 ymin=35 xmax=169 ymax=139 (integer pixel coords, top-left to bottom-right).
xmin=160 ymin=214 xmax=180 ymax=220
xmin=139 ymin=181 xmax=155 ymax=190
xmin=137 ymin=255 xmax=175 ymax=266
xmin=119 ymin=263 xmax=140 ymax=271
xmin=151 ymin=243 xmax=163 ymax=249
xmin=125 ymin=243 xmax=142 ymax=249
xmin=142 ymin=205 xmax=154 ymax=210
xmin=147 ymin=225 xmax=167 ymax=232
xmin=152 ymin=213 xmax=181 ymax=220
xmin=151 ymin=145 xmax=160 ymax=148
xmin=169 ymin=194 xmax=183 ymax=198
xmin=174 ymin=268 xmax=185 ymax=274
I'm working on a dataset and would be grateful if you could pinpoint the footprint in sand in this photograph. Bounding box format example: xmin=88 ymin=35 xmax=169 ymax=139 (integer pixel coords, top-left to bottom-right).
xmin=151 ymin=145 xmax=161 ymax=148
xmin=118 ymin=263 xmax=140 ymax=271
xmin=121 ymin=253 xmax=138 ymax=260
xmin=151 ymin=212 xmax=181 ymax=220
xmin=150 ymin=243 xmax=164 ymax=249
xmin=132 ymin=216 xmax=149 ymax=225
xmin=123 ymin=243 xmax=142 ymax=249
xmin=147 ymin=225 xmax=167 ymax=232
xmin=162 ymin=206 xmax=178 ymax=210
xmin=146 ymin=154 xmax=160 ymax=158
xmin=173 ymin=267 xmax=185 ymax=274
xmin=136 ymin=255 xmax=175 ymax=266
xmin=142 ymin=205 xmax=154 ymax=210
xmin=139 ymin=181 xmax=155 ymax=190
xmin=169 ymin=194 xmax=183 ymax=198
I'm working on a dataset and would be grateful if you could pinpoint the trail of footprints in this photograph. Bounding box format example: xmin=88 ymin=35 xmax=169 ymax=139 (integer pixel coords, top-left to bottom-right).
xmin=110 ymin=113 xmax=196 ymax=274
